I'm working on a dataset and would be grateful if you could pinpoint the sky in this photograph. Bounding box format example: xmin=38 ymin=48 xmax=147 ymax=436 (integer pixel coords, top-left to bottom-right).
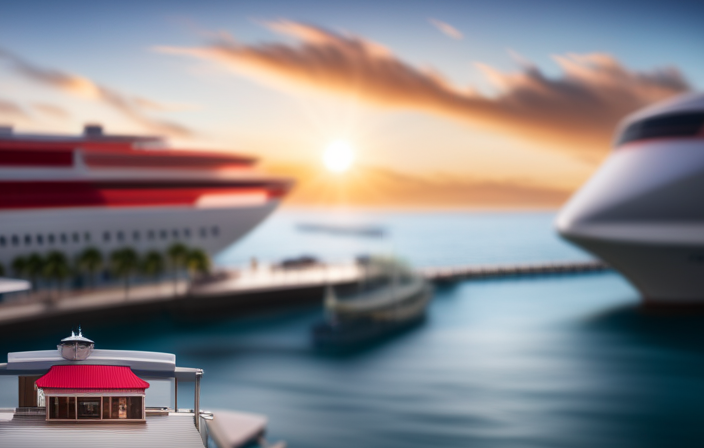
xmin=0 ymin=0 xmax=702 ymax=208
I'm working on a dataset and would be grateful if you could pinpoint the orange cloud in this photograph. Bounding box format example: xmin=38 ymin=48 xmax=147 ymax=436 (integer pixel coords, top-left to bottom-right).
xmin=264 ymin=162 xmax=570 ymax=209
xmin=429 ymin=19 xmax=463 ymax=40
xmin=0 ymin=48 xmax=192 ymax=138
xmin=33 ymin=102 xmax=70 ymax=118
xmin=157 ymin=21 xmax=689 ymax=156
xmin=0 ymin=98 xmax=28 ymax=119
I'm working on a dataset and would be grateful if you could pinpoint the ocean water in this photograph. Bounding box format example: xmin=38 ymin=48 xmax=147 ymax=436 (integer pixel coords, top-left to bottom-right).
xmin=5 ymin=210 xmax=704 ymax=448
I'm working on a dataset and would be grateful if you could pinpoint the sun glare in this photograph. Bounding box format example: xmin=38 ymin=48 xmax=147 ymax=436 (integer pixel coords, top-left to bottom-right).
xmin=323 ymin=140 xmax=355 ymax=173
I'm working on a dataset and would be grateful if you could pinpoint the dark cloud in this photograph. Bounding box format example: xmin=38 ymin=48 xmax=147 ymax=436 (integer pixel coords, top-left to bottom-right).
xmin=157 ymin=21 xmax=690 ymax=155
xmin=0 ymin=48 xmax=192 ymax=137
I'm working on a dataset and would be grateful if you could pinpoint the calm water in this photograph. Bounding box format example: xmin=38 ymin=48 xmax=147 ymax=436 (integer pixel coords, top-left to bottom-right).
xmin=4 ymin=210 xmax=704 ymax=447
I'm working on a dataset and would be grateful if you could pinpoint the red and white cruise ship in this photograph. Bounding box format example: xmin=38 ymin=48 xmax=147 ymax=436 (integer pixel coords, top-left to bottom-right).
xmin=0 ymin=125 xmax=293 ymax=268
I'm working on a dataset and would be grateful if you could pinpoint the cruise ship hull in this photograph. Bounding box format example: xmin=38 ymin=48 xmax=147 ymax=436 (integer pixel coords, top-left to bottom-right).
xmin=0 ymin=200 xmax=280 ymax=267
xmin=556 ymin=93 xmax=704 ymax=304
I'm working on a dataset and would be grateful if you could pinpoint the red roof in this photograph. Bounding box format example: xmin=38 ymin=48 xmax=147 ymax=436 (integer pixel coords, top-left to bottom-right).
xmin=36 ymin=365 xmax=150 ymax=390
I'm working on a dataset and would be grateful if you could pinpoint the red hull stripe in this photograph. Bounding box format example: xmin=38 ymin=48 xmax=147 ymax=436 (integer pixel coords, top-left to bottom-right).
xmin=0 ymin=181 xmax=289 ymax=209
xmin=0 ymin=149 xmax=73 ymax=167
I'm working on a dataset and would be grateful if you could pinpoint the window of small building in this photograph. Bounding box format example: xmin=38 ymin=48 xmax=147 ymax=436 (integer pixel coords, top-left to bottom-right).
xmin=48 ymin=234 xmax=55 ymax=244
xmin=184 ymin=228 xmax=191 ymax=238
xmin=200 ymin=227 xmax=207 ymax=238
xmin=105 ymin=396 xmax=143 ymax=420
xmin=77 ymin=397 xmax=101 ymax=419
xmin=160 ymin=230 xmax=167 ymax=240
xmin=36 ymin=235 xmax=43 ymax=245
xmin=133 ymin=231 xmax=140 ymax=241
xmin=84 ymin=232 xmax=91 ymax=242
xmin=147 ymin=230 xmax=155 ymax=240
xmin=117 ymin=231 xmax=124 ymax=242
xmin=73 ymin=232 xmax=80 ymax=243
xmin=103 ymin=231 xmax=111 ymax=242
xmin=211 ymin=226 xmax=220 ymax=237
xmin=49 ymin=396 xmax=76 ymax=419
xmin=60 ymin=233 xmax=68 ymax=244
xmin=12 ymin=235 xmax=19 ymax=246
xmin=172 ymin=229 xmax=180 ymax=239
xmin=0 ymin=236 xmax=5 ymax=247
xmin=24 ymin=235 xmax=32 ymax=245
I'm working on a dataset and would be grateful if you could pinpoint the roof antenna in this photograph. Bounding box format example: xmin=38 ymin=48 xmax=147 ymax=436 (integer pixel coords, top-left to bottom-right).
xmin=78 ymin=325 xmax=82 ymax=337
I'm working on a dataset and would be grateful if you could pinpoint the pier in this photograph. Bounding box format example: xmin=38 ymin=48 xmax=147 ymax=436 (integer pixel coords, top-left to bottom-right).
xmin=0 ymin=259 xmax=610 ymax=334
xmin=421 ymin=260 xmax=610 ymax=282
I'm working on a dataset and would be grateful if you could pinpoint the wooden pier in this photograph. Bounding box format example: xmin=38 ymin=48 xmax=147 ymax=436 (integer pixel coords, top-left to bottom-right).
xmin=421 ymin=260 xmax=610 ymax=282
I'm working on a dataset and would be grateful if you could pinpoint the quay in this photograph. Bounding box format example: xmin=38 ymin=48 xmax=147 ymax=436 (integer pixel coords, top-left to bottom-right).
xmin=0 ymin=259 xmax=610 ymax=334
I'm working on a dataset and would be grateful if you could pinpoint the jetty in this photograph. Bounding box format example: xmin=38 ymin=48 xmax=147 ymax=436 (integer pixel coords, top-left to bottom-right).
xmin=0 ymin=259 xmax=610 ymax=333
xmin=421 ymin=260 xmax=610 ymax=282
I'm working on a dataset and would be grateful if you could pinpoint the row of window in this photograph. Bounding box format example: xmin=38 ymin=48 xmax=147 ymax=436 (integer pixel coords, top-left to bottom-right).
xmin=0 ymin=226 xmax=221 ymax=248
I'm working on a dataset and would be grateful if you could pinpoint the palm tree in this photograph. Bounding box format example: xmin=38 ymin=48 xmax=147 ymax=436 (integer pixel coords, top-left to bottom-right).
xmin=26 ymin=253 xmax=45 ymax=291
xmin=167 ymin=242 xmax=188 ymax=295
xmin=76 ymin=247 xmax=103 ymax=289
xmin=110 ymin=248 xmax=139 ymax=300
xmin=185 ymin=248 xmax=211 ymax=280
xmin=141 ymin=251 xmax=165 ymax=280
xmin=43 ymin=251 xmax=71 ymax=302
xmin=11 ymin=256 xmax=28 ymax=279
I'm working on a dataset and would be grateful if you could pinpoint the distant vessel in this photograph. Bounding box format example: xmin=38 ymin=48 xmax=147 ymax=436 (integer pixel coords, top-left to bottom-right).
xmin=556 ymin=93 xmax=704 ymax=304
xmin=296 ymin=223 xmax=386 ymax=238
xmin=0 ymin=329 xmax=283 ymax=448
xmin=312 ymin=258 xmax=432 ymax=350
xmin=0 ymin=125 xmax=292 ymax=268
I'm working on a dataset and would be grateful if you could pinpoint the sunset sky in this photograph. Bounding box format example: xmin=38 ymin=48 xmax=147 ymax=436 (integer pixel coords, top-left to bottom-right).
xmin=1 ymin=0 xmax=702 ymax=208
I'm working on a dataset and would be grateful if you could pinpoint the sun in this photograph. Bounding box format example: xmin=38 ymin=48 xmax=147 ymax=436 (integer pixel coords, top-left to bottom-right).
xmin=323 ymin=140 xmax=355 ymax=173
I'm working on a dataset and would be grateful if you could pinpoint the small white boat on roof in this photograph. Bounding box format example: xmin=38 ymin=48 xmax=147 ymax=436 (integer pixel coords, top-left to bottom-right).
xmin=0 ymin=329 xmax=284 ymax=448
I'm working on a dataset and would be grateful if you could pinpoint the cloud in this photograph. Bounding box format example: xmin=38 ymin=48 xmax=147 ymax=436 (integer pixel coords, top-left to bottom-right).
xmin=156 ymin=21 xmax=689 ymax=156
xmin=429 ymin=19 xmax=463 ymax=40
xmin=33 ymin=102 xmax=70 ymax=118
xmin=264 ymin=161 xmax=569 ymax=208
xmin=0 ymin=98 xmax=29 ymax=119
xmin=0 ymin=48 xmax=193 ymax=137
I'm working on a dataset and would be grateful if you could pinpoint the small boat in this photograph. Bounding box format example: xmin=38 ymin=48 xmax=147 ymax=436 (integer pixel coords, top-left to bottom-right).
xmin=311 ymin=258 xmax=432 ymax=351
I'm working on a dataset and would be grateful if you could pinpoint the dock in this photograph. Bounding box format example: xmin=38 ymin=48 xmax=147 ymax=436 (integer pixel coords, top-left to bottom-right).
xmin=0 ymin=259 xmax=610 ymax=334
xmin=421 ymin=260 xmax=610 ymax=282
